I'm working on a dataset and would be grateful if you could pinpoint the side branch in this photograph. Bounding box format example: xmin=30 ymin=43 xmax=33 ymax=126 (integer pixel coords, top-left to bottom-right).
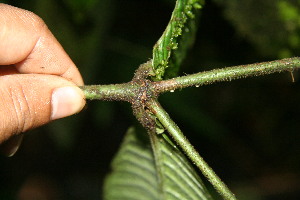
xmin=153 ymin=57 xmax=300 ymax=93
xmin=147 ymin=100 xmax=237 ymax=200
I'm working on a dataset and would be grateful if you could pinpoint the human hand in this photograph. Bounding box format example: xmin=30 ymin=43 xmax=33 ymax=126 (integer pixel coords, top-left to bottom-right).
xmin=0 ymin=4 xmax=86 ymax=156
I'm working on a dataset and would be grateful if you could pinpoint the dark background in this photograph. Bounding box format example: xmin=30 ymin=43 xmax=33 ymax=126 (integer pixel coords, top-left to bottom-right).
xmin=1 ymin=0 xmax=300 ymax=199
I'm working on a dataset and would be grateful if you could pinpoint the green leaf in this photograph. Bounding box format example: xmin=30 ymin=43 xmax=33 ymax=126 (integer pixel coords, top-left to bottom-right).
xmin=103 ymin=127 xmax=213 ymax=200
xmin=152 ymin=0 xmax=205 ymax=80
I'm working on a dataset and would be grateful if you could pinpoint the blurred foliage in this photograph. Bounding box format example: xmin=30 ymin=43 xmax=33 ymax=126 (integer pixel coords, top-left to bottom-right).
xmin=1 ymin=0 xmax=300 ymax=200
xmin=213 ymin=0 xmax=300 ymax=58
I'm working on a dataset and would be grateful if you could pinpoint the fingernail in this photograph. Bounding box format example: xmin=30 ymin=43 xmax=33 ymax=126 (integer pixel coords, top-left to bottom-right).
xmin=51 ymin=86 xmax=85 ymax=120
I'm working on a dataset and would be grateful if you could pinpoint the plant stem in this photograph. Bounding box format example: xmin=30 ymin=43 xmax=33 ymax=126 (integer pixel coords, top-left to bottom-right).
xmin=147 ymin=100 xmax=237 ymax=200
xmin=153 ymin=57 xmax=300 ymax=93
xmin=80 ymin=57 xmax=300 ymax=199
xmin=80 ymin=83 xmax=136 ymax=102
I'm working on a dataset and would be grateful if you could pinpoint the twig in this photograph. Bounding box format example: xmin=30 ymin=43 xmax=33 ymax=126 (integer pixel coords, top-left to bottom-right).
xmin=153 ymin=57 xmax=300 ymax=93
xmin=147 ymin=99 xmax=237 ymax=200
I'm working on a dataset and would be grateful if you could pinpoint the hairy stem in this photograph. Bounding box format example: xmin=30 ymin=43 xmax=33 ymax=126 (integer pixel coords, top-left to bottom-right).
xmin=153 ymin=57 xmax=300 ymax=93
xmin=147 ymin=100 xmax=237 ymax=200
xmin=80 ymin=83 xmax=136 ymax=102
xmin=80 ymin=57 xmax=300 ymax=200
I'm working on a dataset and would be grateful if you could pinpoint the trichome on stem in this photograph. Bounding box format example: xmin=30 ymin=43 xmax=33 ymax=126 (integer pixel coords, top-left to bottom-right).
xmin=80 ymin=57 xmax=300 ymax=200
xmin=81 ymin=57 xmax=300 ymax=104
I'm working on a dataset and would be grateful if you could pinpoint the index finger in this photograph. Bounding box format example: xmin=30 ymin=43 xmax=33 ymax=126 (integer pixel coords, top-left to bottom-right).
xmin=0 ymin=3 xmax=83 ymax=85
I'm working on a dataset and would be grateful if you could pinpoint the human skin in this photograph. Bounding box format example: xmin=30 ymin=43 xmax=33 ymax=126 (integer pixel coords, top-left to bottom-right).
xmin=0 ymin=3 xmax=86 ymax=156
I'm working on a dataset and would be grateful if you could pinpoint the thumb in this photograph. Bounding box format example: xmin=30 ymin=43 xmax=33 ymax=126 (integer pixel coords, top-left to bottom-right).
xmin=0 ymin=74 xmax=86 ymax=144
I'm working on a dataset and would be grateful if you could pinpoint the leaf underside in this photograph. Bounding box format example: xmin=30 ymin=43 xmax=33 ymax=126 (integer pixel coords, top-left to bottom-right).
xmin=152 ymin=0 xmax=205 ymax=80
xmin=103 ymin=127 xmax=213 ymax=200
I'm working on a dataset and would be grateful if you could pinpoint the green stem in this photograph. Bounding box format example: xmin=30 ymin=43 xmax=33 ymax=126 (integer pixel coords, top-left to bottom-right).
xmin=147 ymin=99 xmax=237 ymax=200
xmin=153 ymin=57 xmax=300 ymax=93
xmin=80 ymin=83 xmax=136 ymax=102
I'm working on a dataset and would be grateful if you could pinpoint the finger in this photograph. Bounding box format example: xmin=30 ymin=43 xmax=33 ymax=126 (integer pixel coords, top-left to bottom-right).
xmin=0 ymin=74 xmax=86 ymax=144
xmin=0 ymin=4 xmax=83 ymax=85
